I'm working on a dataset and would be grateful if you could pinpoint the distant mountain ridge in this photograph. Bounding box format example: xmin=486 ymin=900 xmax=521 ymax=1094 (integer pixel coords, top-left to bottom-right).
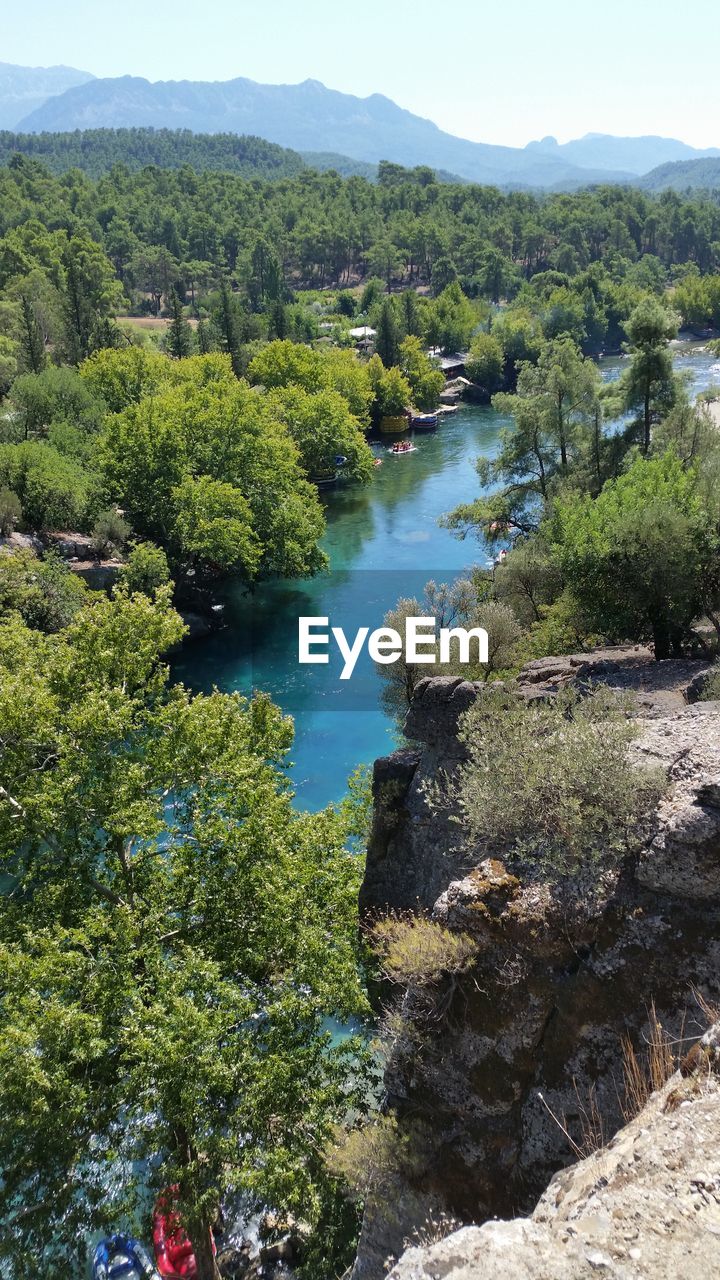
xmin=0 ymin=61 xmax=94 ymax=130
xmin=2 ymin=64 xmax=719 ymax=191
xmin=525 ymin=132 xmax=720 ymax=175
xmin=14 ymin=73 xmax=634 ymax=189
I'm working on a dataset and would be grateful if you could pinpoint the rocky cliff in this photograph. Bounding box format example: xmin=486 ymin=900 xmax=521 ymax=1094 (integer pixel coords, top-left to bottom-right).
xmin=354 ymin=647 xmax=720 ymax=1276
xmin=389 ymin=1022 xmax=720 ymax=1279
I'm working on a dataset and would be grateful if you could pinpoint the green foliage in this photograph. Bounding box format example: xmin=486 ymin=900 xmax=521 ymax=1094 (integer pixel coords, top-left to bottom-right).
xmin=0 ymin=593 xmax=372 ymax=1276
xmin=465 ymin=332 xmax=505 ymax=392
xmin=79 ymin=346 xmax=171 ymax=413
xmin=445 ymin=337 xmax=601 ymax=540
xmin=0 ymin=441 xmax=94 ymax=531
xmin=10 ymin=365 xmax=105 ymax=439
xmin=425 ymin=282 xmax=477 ymax=353
xmin=0 ymin=547 xmax=87 ymax=631
xmin=100 ymin=363 xmax=326 ymax=578
xmin=90 ymin=507 xmax=131 ymax=559
xmin=171 ymin=475 xmax=261 ymax=574
xmin=367 ymin=354 xmax=411 ymax=420
xmin=398 ymin=336 xmax=444 ymax=411
xmin=371 ymin=916 xmax=477 ymax=986
xmin=0 ymin=128 xmax=308 ymax=179
xmin=120 ymin=541 xmax=171 ymax=597
xmin=248 ymin=339 xmax=325 ymax=393
xmin=268 ymin=385 xmax=374 ymax=484
xmin=375 ymin=297 xmax=400 ymax=367
xmin=453 ymin=684 xmax=665 ymax=875
xmin=612 ymin=298 xmax=679 ymax=452
xmin=551 ymin=450 xmax=708 ymax=659
xmin=0 ymin=486 xmax=20 ymax=535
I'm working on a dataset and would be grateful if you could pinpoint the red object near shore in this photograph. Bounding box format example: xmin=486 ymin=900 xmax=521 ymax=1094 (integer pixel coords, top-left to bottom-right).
xmin=152 ymin=1187 xmax=216 ymax=1279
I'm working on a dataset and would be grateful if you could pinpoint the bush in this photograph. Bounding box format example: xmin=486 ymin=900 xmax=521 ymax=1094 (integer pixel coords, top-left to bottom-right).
xmin=0 ymin=548 xmax=87 ymax=632
xmin=0 ymin=488 xmax=21 ymax=535
xmin=371 ymin=915 xmax=477 ymax=986
xmin=120 ymin=541 xmax=171 ymax=596
xmin=0 ymin=442 xmax=92 ymax=531
xmin=699 ymin=665 xmax=720 ymax=702
xmin=326 ymin=1113 xmax=426 ymax=1202
xmin=91 ymin=508 xmax=131 ymax=559
xmin=451 ymin=684 xmax=665 ymax=875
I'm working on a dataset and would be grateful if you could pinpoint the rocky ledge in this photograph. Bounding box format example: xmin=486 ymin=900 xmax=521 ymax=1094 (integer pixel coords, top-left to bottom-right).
xmin=354 ymin=647 xmax=720 ymax=1277
xmin=390 ymin=1024 xmax=720 ymax=1280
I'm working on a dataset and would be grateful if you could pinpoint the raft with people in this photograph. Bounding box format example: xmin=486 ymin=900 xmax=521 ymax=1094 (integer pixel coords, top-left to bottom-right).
xmin=92 ymin=1234 xmax=161 ymax=1280
xmin=387 ymin=441 xmax=417 ymax=455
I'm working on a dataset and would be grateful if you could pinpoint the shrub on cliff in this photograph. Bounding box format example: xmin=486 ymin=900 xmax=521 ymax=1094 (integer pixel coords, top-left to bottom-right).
xmin=371 ymin=915 xmax=477 ymax=986
xmin=451 ymin=684 xmax=665 ymax=875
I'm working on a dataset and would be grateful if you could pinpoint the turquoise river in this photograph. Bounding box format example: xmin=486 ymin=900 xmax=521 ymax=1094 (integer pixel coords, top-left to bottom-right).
xmin=173 ymin=342 xmax=720 ymax=810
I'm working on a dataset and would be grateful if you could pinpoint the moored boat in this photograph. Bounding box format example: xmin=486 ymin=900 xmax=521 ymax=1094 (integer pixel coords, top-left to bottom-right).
xmin=93 ymin=1234 xmax=160 ymax=1280
xmin=410 ymin=413 xmax=438 ymax=430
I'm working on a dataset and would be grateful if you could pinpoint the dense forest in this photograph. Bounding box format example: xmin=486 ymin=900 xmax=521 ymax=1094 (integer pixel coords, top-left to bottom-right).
xmin=1 ymin=142 xmax=720 ymax=1280
xmin=0 ymin=128 xmax=309 ymax=178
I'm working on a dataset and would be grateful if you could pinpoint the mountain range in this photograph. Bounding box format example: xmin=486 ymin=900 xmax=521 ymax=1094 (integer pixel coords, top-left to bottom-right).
xmin=0 ymin=62 xmax=94 ymax=129
xmin=2 ymin=63 xmax=719 ymax=191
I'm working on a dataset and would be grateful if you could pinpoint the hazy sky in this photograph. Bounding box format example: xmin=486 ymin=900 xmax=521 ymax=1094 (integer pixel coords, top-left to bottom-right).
xmin=4 ymin=0 xmax=719 ymax=147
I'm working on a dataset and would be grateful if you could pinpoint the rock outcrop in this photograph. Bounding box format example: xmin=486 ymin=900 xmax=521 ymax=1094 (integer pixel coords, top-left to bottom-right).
xmin=389 ymin=1024 xmax=720 ymax=1279
xmin=355 ymin=648 xmax=720 ymax=1277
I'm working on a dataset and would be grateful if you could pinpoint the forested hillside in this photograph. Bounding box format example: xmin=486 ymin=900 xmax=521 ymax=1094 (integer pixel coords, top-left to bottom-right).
xmin=0 ymin=127 xmax=309 ymax=178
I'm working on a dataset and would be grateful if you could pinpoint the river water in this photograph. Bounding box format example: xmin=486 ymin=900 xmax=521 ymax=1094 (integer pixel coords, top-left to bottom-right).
xmin=173 ymin=342 xmax=720 ymax=811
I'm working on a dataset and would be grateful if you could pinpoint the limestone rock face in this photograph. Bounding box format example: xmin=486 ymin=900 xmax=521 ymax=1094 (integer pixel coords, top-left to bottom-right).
xmin=354 ymin=649 xmax=720 ymax=1278
xmin=389 ymin=1052 xmax=720 ymax=1280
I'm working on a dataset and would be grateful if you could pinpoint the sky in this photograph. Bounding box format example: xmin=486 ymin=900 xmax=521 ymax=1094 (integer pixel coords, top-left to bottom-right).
xmin=4 ymin=0 xmax=720 ymax=148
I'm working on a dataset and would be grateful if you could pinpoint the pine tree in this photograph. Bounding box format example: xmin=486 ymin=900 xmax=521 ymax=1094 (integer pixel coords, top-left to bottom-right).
xmin=196 ymin=314 xmax=212 ymax=354
xmin=168 ymin=287 xmax=193 ymax=359
xmin=375 ymin=297 xmax=400 ymax=367
xmin=215 ymin=279 xmax=243 ymax=377
xmin=18 ymin=291 xmax=46 ymax=374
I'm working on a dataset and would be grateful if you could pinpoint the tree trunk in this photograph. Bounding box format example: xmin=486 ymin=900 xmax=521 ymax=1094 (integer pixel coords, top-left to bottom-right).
xmin=650 ymin=611 xmax=671 ymax=661
xmin=643 ymin=385 xmax=651 ymax=454
xmin=193 ymin=1227 xmax=221 ymax=1280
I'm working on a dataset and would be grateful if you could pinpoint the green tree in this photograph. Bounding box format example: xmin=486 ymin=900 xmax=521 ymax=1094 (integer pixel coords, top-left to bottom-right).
xmin=102 ymin=374 xmax=327 ymax=578
xmin=465 ymin=333 xmax=505 ymax=392
xmin=375 ymin=297 xmax=400 ymax=367
xmin=171 ymin=474 xmax=261 ymax=574
xmin=0 ymin=441 xmax=94 ymax=531
xmin=398 ymin=336 xmax=444 ymax=411
xmin=11 ymin=366 xmax=105 ymax=440
xmin=0 ymin=591 xmax=370 ymax=1280
xmin=366 ymin=354 xmax=411 ymax=422
xmin=615 ymin=299 xmax=679 ymax=453
xmin=0 ymin=487 xmax=21 ymax=535
xmin=167 ymin=286 xmax=193 ymax=359
xmin=551 ymin=450 xmax=708 ymax=659
xmin=425 ymin=282 xmax=477 ymax=353
xmin=247 ymin=339 xmax=325 ymax=393
xmin=0 ymin=547 xmax=87 ymax=630
xmin=269 ymin=386 xmax=374 ymax=484
xmin=121 ymin=540 xmax=171 ymax=596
